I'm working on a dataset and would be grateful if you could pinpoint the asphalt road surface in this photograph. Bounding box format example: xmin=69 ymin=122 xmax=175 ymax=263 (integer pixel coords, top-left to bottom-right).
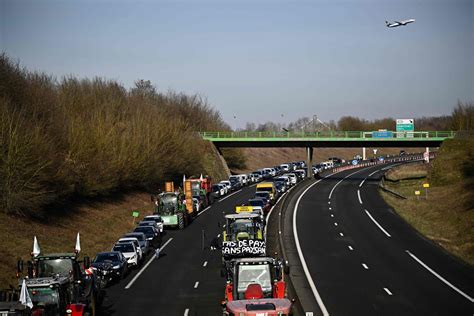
xmin=100 ymin=184 xmax=257 ymax=316
xmin=294 ymin=162 xmax=474 ymax=315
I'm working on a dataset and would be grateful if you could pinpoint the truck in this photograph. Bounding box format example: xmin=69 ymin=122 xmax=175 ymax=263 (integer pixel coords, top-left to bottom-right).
xmin=221 ymin=257 xmax=291 ymax=315
xmin=221 ymin=213 xmax=265 ymax=260
xmin=16 ymin=235 xmax=98 ymax=316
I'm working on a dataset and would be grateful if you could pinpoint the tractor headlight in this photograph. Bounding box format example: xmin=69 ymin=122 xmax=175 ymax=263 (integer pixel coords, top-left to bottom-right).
xmin=113 ymin=265 xmax=120 ymax=269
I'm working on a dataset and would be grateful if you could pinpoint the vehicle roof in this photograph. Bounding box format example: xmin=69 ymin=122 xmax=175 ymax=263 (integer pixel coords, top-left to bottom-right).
xmin=35 ymin=253 xmax=76 ymax=260
xmin=225 ymin=213 xmax=260 ymax=219
xmin=226 ymin=298 xmax=292 ymax=312
xmin=257 ymin=182 xmax=274 ymax=186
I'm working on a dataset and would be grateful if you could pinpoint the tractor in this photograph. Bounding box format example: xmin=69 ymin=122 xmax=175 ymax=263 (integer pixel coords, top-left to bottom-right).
xmin=221 ymin=213 xmax=265 ymax=260
xmin=16 ymin=235 xmax=98 ymax=316
xmin=154 ymin=192 xmax=190 ymax=229
xmin=185 ymin=175 xmax=214 ymax=211
xmin=221 ymin=257 xmax=292 ymax=316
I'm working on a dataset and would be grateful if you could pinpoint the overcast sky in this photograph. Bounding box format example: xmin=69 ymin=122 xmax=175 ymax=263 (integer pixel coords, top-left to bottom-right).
xmin=1 ymin=0 xmax=473 ymax=129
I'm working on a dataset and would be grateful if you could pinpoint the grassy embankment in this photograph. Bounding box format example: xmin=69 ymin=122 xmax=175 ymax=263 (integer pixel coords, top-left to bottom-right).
xmin=381 ymin=138 xmax=474 ymax=265
xmin=0 ymin=54 xmax=240 ymax=287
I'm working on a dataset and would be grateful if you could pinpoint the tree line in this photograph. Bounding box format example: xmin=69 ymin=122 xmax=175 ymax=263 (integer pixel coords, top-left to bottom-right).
xmin=0 ymin=54 xmax=244 ymax=216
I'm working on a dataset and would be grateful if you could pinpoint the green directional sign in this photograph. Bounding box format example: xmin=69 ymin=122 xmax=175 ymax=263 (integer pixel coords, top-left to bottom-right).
xmin=396 ymin=119 xmax=414 ymax=138
xmin=132 ymin=211 xmax=139 ymax=218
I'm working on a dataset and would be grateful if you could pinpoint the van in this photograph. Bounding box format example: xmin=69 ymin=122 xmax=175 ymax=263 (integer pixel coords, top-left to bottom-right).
xmin=256 ymin=182 xmax=277 ymax=202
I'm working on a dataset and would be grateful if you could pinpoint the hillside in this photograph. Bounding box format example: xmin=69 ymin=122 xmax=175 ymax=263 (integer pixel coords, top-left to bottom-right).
xmin=382 ymin=138 xmax=474 ymax=265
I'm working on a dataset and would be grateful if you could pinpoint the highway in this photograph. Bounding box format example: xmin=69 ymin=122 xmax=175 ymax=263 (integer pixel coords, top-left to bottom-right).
xmin=100 ymin=185 xmax=257 ymax=315
xmin=292 ymin=162 xmax=474 ymax=315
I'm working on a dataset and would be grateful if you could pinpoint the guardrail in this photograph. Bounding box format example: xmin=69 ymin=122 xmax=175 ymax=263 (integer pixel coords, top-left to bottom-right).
xmin=200 ymin=131 xmax=456 ymax=140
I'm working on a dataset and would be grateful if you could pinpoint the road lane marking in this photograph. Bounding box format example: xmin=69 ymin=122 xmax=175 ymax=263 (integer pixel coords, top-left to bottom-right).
xmin=359 ymin=178 xmax=366 ymax=187
xmin=383 ymin=288 xmax=393 ymax=295
xmin=293 ymin=176 xmax=331 ymax=316
xmin=405 ymin=250 xmax=474 ymax=302
xmin=348 ymin=246 xmax=354 ymax=251
xmin=218 ymin=189 xmax=242 ymax=203
xmin=194 ymin=281 xmax=199 ymax=288
xmin=357 ymin=190 xmax=363 ymax=204
xmin=203 ymin=261 xmax=208 ymax=267
xmin=125 ymin=238 xmax=173 ymax=289
xmin=184 ymin=308 xmax=189 ymax=316
xmin=217 ymin=234 xmax=221 ymax=238
xmin=362 ymin=263 xmax=369 ymax=270
xmin=329 ymin=168 xmax=368 ymax=200
xmin=329 ymin=207 xmax=332 ymax=210
xmin=197 ymin=206 xmax=211 ymax=217
xmin=364 ymin=209 xmax=391 ymax=237
xmin=330 ymin=214 xmax=334 ymax=217
xmin=334 ymin=222 xmax=338 ymax=226
xmin=339 ymin=232 xmax=344 ymax=237
xmin=368 ymin=170 xmax=379 ymax=177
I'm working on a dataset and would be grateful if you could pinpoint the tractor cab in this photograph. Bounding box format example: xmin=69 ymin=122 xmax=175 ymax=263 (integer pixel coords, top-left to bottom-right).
xmin=235 ymin=206 xmax=265 ymax=228
xmin=223 ymin=213 xmax=263 ymax=242
xmin=222 ymin=257 xmax=290 ymax=307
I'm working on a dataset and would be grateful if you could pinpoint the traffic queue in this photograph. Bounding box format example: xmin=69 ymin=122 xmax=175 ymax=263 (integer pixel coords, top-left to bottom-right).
xmin=217 ymin=162 xmax=307 ymax=316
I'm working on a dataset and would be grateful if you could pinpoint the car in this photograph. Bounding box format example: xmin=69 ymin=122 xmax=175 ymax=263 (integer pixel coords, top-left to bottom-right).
xmin=92 ymin=251 xmax=128 ymax=281
xmin=238 ymin=174 xmax=250 ymax=186
xmin=218 ymin=183 xmax=227 ymax=195
xmin=133 ymin=226 xmax=160 ymax=247
xmin=143 ymin=215 xmax=164 ymax=233
xmin=283 ymin=173 xmax=297 ymax=185
xmin=212 ymin=184 xmax=224 ymax=197
xmin=117 ymin=237 xmax=143 ymax=261
xmin=400 ymin=150 xmax=406 ymax=156
xmin=138 ymin=220 xmax=161 ymax=233
xmin=255 ymin=191 xmax=272 ymax=205
xmin=274 ymin=180 xmax=287 ymax=194
xmin=275 ymin=175 xmax=290 ymax=188
xmin=112 ymin=242 xmax=139 ymax=267
xmin=294 ymin=169 xmax=306 ymax=180
xmin=229 ymin=178 xmax=242 ymax=191
xmin=220 ymin=180 xmax=232 ymax=192
xmin=248 ymin=198 xmax=271 ymax=214
xmin=124 ymin=232 xmax=150 ymax=255
xmin=251 ymin=171 xmax=263 ymax=182
xmin=280 ymin=164 xmax=289 ymax=172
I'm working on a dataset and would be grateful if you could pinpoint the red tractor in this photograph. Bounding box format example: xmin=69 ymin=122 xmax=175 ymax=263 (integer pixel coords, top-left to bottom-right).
xmin=185 ymin=175 xmax=214 ymax=213
xmin=221 ymin=257 xmax=292 ymax=315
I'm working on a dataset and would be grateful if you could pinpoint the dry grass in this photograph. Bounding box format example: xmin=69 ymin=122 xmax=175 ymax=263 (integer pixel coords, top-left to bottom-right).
xmin=382 ymin=164 xmax=474 ymax=266
xmin=385 ymin=162 xmax=429 ymax=181
xmin=0 ymin=192 xmax=155 ymax=288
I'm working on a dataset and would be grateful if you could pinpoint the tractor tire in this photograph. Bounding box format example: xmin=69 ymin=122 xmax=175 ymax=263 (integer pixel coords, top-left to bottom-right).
xmin=178 ymin=213 xmax=185 ymax=230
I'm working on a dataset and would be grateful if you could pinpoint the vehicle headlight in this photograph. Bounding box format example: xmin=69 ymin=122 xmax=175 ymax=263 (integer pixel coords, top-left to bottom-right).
xmin=113 ymin=265 xmax=120 ymax=269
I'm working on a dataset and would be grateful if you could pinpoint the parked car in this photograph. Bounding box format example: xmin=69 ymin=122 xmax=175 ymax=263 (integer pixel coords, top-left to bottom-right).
xmin=92 ymin=251 xmax=128 ymax=281
xmin=138 ymin=220 xmax=161 ymax=234
xmin=124 ymin=232 xmax=150 ymax=255
xmin=143 ymin=215 xmax=164 ymax=233
xmin=274 ymin=180 xmax=287 ymax=194
xmin=134 ymin=226 xmax=160 ymax=247
xmin=229 ymin=178 xmax=242 ymax=191
xmin=283 ymin=173 xmax=297 ymax=185
xmin=112 ymin=242 xmax=139 ymax=267
xmin=117 ymin=237 xmax=143 ymax=261
xmin=220 ymin=180 xmax=232 ymax=192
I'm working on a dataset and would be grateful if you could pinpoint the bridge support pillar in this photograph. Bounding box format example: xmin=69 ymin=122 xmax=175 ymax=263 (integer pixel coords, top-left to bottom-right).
xmin=363 ymin=147 xmax=366 ymax=160
xmin=306 ymin=147 xmax=313 ymax=178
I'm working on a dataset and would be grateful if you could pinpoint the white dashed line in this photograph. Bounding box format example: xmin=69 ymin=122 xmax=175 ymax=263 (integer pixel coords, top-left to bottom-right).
xmin=218 ymin=189 xmax=242 ymax=202
xmin=329 ymin=207 xmax=332 ymax=210
xmin=359 ymin=178 xmax=366 ymax=187
xmin=364 ymin=209 xmax=391 ymax=237
xmin=330 ymin=214 xmax=334 ymax=218
xmin=194 ymin=281 xmax=199 ymax=289
xmin=217 ymin=234 xmax=221 ymax=238
xmin=348 ymin=246 xmax=354 ymax=251
xmin=203 ymin=261 xmax=208 ymax=267
xmin=339 ymin=232 xmax=344 ymax=237
xmin=357 ymin=190 xmax=363 ymax=204
xmin=406 ymin=250 xmax=474 ymax=302
xmin=362 ymin=263 xmax=369 ymax=270
xmin=328 ymin=201 xmax=331 ymax=204
xmin=384 ymin=288 xmax=393 ymax=295
xmin=334 ymin=222 xmax=338 ymax=226
xmin=184 ymin=308 xmax=189 ymax=316
xmin=368 ymin=170 xmax=379 ymax=177
xmin=125 ymin=238 xmax=173 ymax=289
xmin=197 ymin=206 xmax=211 ymax=217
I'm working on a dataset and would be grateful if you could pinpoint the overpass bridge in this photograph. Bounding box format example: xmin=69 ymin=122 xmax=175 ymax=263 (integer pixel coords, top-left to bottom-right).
xmin=200 ymin=130 xmax=456 ymax=177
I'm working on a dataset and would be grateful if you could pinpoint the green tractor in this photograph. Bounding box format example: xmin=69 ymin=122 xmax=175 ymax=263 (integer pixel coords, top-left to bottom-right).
xmin=154 ymin=192 xmax=191 ymax=229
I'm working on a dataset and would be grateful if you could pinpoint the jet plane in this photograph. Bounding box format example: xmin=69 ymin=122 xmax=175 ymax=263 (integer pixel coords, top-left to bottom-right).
xmin=386 ymin=19 xmax=415 ymax=28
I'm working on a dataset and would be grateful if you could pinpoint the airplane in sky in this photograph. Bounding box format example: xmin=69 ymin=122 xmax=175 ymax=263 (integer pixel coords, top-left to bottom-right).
xmin=386 ymin=19 xmax=415 ymax=28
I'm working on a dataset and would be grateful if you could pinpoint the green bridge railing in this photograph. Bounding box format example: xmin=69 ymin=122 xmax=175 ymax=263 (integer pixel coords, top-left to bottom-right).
xmin=200 ymin=131 xmax=456 ymax=140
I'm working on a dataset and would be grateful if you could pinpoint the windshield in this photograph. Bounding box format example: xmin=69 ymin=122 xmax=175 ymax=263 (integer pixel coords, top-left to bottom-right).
xmin=158 ymin=193 xmax=178 ymax=214
xmin=255 ymin=192 xmax=269 ymax=199
xmin=125 ymin=233 xmax=145 ymax=243
xmin=37 ymin=259 xmax=73 ymax=278
xmin=257 ymin=186 xmax=273 ymax=192
xmin=237 ymin=264 xmax=272 ymax=299
xmin=134 ymin=227 xmax=154 ymax=238
xmin=94 ymin=253 xmax=120 ymax=263
xmin=113 ymin=243 xmax=134 ymax=253
xmin=229 ymin=220 xmax=255 ymax=239
xmin=29 ymin=287 xmax=59 ymax=307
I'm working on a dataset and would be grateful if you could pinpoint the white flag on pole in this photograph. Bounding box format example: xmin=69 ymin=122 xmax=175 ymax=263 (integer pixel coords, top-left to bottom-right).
xmin=75 ymin=232 xmax=81 ymax=253
xmin=32 ymin=236 xmax=40 ymax=257
xmin=19 ymin=279 xmax=33 ymax=309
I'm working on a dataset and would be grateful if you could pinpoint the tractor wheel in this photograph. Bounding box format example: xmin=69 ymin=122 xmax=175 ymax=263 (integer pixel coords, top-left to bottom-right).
xmin=178 ymin=213 xmax=185 ymax=229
